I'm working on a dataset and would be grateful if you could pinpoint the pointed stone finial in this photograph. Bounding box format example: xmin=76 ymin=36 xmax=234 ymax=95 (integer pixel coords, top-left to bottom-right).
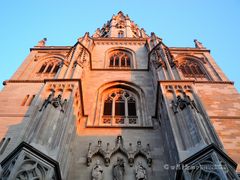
xmin=194 ymin=39 xmax=205 ymax=49
xmin=118 ymin=11 xmax=123 ymax=15
xmin=92 ymin=28 xmax=101 ymax=38
xmin=37 ymin=38 xmax=47 ymax=46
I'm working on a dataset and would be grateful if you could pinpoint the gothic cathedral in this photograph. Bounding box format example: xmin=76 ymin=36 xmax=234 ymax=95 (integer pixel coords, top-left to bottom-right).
xmin=0 ymin=11 xmax=240 ymax=180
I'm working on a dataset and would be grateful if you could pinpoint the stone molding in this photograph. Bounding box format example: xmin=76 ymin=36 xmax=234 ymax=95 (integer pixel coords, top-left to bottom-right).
xmin=86 ymin=135 xmax=152 ymax=168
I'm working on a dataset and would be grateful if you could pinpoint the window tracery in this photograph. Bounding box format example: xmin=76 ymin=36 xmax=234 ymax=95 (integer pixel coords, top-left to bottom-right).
xmin=179 ymin=59 xmax=207 ymax=79
xmin=109 ymin=51 xmax=131 ymax=68
xmin=37 ymin=61 xmax=61 ymax=74
xmin=102 ymin=89 xmax=138 ymax=126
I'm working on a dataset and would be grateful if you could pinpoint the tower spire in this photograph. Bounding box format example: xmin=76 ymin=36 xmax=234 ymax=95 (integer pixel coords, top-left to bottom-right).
xmin=92 ymin=11 xmax=148 ymax=38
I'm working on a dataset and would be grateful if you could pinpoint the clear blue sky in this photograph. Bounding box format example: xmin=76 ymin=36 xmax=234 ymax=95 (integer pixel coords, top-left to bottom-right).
xmin=0 ymin=0 xmax=239 ymax=91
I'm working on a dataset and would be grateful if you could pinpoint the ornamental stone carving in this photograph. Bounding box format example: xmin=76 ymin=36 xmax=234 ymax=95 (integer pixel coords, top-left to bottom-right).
xmin=39 ymin=90 xmax=67 ymax=112
xmin=91 ymin=160 xmax=104 ymax=180
xmin=135 ymin=161 xmax=147 ymax=180
xmin=171 ymin=92 xmax=200 ymax=114
xmin=112 ymin=157 xmax=125 ymax=180
xmin=87 ymin=136 xmax=152 ymax=167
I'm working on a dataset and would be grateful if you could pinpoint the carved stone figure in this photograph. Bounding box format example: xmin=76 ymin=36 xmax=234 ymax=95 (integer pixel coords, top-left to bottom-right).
xmin=87 ymin=136 xmax=152 ymax=167
xmin=39 ymin=90 xmax=55 ymax=111
xmin=39 ymin=92 xmax=67 ymax=112
xmin=194 ymin=39 xmax=205 ymax=49
xmin=92 ymin=160 xmax=104 ymax=180
xmin=135 ymin=161 xmax=147 ymax=180
xmin=37 ymin=38 xmax=47 ymax=46
xmin=112 ymin=157 xmax=125 ymax=180
xmin=172 ymin=93 xmax=199 ymax=113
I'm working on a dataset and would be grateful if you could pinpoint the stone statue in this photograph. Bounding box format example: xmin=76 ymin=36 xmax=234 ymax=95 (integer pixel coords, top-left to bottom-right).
xmin=135 ymin=161 xmax=147 ymax=180
xmin=53 ymin=95 xmax=67 ymax=112
xmin=194 ymin=39 xmax=205 ymax=49
xmin=39 ymin=92 xmax=67 ymax=112
xmin=112 ymin=157 xmax=125 ymax=180
xmin=172 ymin=93 xmax=200 ymax=113
xmin=91 ymin=160 xmax=104 ymax=180
xmin=39 ymin=90 xmax=55 ymax=111
xmin=183 ymin=92 xmax=200 ymax=113
xmin=37 ymin=38 xmax=47 ymax=46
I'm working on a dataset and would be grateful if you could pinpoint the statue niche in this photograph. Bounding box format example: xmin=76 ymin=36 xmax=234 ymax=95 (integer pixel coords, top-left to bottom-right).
xmin=171 ymin=92 xmax=206 ymax=149
xmin=112 ymin=157 xmax=125 ymax=180
xmin=27 ymin=89 xmax=68 ymax=149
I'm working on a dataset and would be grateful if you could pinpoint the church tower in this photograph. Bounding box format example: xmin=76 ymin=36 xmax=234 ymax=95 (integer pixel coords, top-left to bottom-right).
xmin=0 ymin=11 xmax=239 ymax=179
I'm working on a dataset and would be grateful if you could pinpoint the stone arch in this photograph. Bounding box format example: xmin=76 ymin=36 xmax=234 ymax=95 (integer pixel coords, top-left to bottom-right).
xmin=174 ymin=55 xmax=212 ymax=80
xmin=104 ymin=47 xmax=136 ymax=68
xmin=91 ymin=81 xmax=149 ymax=127
xmin=33 ymin=54 xmax=66 ymax=78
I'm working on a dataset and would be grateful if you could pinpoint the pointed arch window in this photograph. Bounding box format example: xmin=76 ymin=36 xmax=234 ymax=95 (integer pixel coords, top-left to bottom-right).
xmin=109 ymin=51 xmax=131 ymax=68
xmin=103 ymin=97 xmax=113 ymax=115
xmin=128 ymin=97 xmax=137 ymax=116
xmin=179 ymin=59 xmax=207 ymax=79
xmin=115 ymin=96 xmax=125 ymax=116
xmin=37 ymin=60 xmax=62 ymax=74
xmin=102 ymin=90 xmax=138 ymax=126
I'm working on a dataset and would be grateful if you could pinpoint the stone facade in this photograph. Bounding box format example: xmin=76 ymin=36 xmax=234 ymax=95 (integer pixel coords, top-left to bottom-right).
xmin=0 ymin=11 xmax=239 ymax=179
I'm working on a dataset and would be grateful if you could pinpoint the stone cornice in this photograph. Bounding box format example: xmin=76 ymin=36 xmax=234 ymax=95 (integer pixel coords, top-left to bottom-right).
xmin=90 ymin=68 xmax=148 ymax=71
xmin=92 ymin=37 xmax=148 ymax=42
xmin=158 ymin=80 xmax=234 ymax=85
xmin=3 ymin=80 xmax=44 ymax=85
xmin=169 ymin=47 xmax=210 ymax=53
xmin=30 ymin=46 xmax=72 ymax=51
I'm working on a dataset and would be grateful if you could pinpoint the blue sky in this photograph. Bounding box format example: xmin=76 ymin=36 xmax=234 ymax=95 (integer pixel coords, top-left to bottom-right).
xmin=0 ymin=0 xmax=239 ymax=91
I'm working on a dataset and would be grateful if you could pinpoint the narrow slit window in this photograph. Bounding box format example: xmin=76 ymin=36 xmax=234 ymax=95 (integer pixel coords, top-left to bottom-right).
xmin=103 ymin=98 xmax=113 ymax=115
xmin=121 ymin=58 xmax=125 ymax=67
xmin=38 ymin=64 xmax=46 ymax=73
xmin=21 ymin=95 xmax=29 ymax=106
xmin=128 ymin=98 xmax=136 ymax=116
xmin=126 ymin=58 xmax=131 ymax=67
xmin=0 ymin=138 xmax=5 ymax=149
xmin=110 ymin=57 xmax=114 ymax=67
xmin=115 ymin=96 xmax=125 ymax=116
xmin=27 ymin=95 xmax=35 ymax=106
xmin=45 ymin=64 xmax=53 ymax=73
xmin=52 ymin=64 xmax=60 ymax=73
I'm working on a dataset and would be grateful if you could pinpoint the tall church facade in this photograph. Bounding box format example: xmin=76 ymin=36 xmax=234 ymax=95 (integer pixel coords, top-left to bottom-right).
xmin=0 ymin=11 xmax=240 ymax=179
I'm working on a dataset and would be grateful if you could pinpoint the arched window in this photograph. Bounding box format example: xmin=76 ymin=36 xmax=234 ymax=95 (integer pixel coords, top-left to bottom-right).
xmin=118 ymin=31 xmax=124 ymax=38
xmin=179 ymin=59 xmax=207 ymax=79
xmin=103 ymin=97 xmax=113 ymax=115
xmin=37 ymin=61 xmax=62 ymax=74
xmin=102 ymin=89 xmax=138 ymax=126
xmin=109 ymin=51 xmax=131 ymax=68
